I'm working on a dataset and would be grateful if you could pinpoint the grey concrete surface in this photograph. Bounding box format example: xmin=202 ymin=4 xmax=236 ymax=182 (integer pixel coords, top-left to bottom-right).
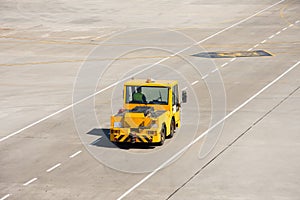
xmin=0 ymin=0 xmax=299 ymax=199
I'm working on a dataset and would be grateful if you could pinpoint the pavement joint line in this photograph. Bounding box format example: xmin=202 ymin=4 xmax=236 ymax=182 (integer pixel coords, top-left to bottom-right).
xmin=0 ymin=0 xmax=286 ymax=143
xmin=261 ymin=39 xmax=267 ymax=44
xmin=23 ymin=177 xmax=38 ymax=186
xmin=230 ymin=58 xmax=237 ymax=62
xmin=46 ymin=163 xmax=61 ymax=173
xmin=117 ymin=59 xmax=300 ymax=200
xmin=282 ymin=27 xmax=288 ymax=31
xmin=69 ymin=150 xmax=82 ymax=158
xmin=191 ymin=80 xmax=199 ymax=85
xmin=221 ymin=62 xmax=228 ymax=67
xmin=276 ymin=31 xmax=281 ymax=35
xmin=0 ymin=194 xmax=10 ymax=200
xmin=269 ymin=35 xmax=275 ymax=39
xmin=211 ymin=69 xmax=218 ymax=73
xmin=201 ymin=74 xmax=209 ymax=80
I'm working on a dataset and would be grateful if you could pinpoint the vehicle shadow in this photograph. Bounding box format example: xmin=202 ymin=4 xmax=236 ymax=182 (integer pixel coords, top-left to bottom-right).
xmin=87 ymin=128 xmax=116 ymax=148
xmin=87 ymin=128 xmax=155 ymax=150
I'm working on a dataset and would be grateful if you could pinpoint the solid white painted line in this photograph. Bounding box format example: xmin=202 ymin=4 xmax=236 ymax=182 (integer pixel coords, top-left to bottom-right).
xmin=261 ymin=39 xmax=267 ymax=44
xmin=211 ymin=68 xmax=218 ymax=73
xmin=191 ymin=80 xmax=199 ymax=85
xmin=221 ymin=62 xmax=228 ymax=68
xmin=276 ymin=31 xmax=281 ymax=35
xmin=0 ymin=104 xmax=73 ymax=142
xmin=91 ymin=137 xmax=102 ymax=145
xmin=282 ymin=27 xmax=288 ymax=31
xmin=248 ymin=47 xmax=253 ymax=51
xmin=46 ymin=163 xmax=61 ymax=172
xmin=269 ymin=35 xmax=275 ymax=39
xmin=23 ymin=177 xmax=38 ymax=186
xmin=0 ymin=0 xmax=286 ymax=143
xmin=117 ymin=60 xmax=300 ymax=200
xmin=69 ymin=150 xmax=82 ymax=158
xmin=230 ymin=58 xmax=237 ymax=62
xmin=181 ymin=87 xmax=187 ymax=91
xmin=289 ymin=24 xmax=294 ymax=27
xmin=201 ymin=74 xmax=209 ymax=80
xmin=253 ymin=44 xmax=259 ymax=48
xmin=0 ymin=194 xmax=10 ymax=200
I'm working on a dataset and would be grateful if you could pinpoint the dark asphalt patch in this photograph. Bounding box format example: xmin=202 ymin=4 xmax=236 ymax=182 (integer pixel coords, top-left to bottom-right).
xmin=192 ymin=50 xmax=273 ymax=58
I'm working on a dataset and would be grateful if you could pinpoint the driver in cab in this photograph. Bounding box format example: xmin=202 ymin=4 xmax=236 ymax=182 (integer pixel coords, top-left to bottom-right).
xmin=133 ymin=87 xmax=147 ymax=103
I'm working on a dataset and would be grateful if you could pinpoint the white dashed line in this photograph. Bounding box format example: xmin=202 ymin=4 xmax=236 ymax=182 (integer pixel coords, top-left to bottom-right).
xmin=230 ymin=58 xmax=237 ymax=62
xmin=261 ymin=39 xmax=267 ymax=44
xmin=0 ymin=194 xmax=10 ymax=200
xmin=191 ymin=80 xmax=199 ymax=85
xmin=221 ymin=62 xmax=228 ymax=68
xmin=282 ymin=27 xmax=288 ymax=31
xmin=289 ymin=24 xmax=294 ymax=27
xmin=70 ymin=150 xmax=82 ymax=158
xmin=269 ymin=35 xmax=275 ymax=39
xmin=248 ymin=47 xmax=253 ymax=51
xmin=46 ymin=163 xmax=61 ymax=172
xmin=23 ymin=178 xmax=38 ymax=186
xmin=211 ymin=68 xmax=218 ymax=73
xmin=296 ymin=20 xmax=300 ymax=24
xmin=181 ymin=87 xmax=187 ymax=91
xmin=253 ymin=44 xmax=259 ymax=48
xmin=202 ymin=74 xmax=208 ymax=80
xmin=276 ymin=31 xmax=281 ymax=35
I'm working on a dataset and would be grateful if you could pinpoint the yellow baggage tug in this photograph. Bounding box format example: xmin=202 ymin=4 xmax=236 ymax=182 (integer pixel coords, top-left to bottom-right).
xmin=110 ymin=79 xmax=187 ymax=145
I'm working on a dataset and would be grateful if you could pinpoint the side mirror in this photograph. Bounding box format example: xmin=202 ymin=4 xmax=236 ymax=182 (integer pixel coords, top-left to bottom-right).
xmin=182 ymin=90 xmax=187 ymax=103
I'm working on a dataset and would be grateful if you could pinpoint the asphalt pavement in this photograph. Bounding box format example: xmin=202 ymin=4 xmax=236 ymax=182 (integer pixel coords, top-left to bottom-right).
xmin=0 ymin=0 xmax=299 ymax=199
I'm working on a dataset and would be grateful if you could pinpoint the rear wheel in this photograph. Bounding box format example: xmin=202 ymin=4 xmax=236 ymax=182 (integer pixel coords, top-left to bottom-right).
xmin=158 ymin=125 xmax=166 ymax=146
xmin=167 ymin=119 xmax=175 ymax=139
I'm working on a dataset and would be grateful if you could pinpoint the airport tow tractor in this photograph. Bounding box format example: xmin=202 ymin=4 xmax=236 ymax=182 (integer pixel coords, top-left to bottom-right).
xmin=110 ymin=79 xmax=187 ymax=145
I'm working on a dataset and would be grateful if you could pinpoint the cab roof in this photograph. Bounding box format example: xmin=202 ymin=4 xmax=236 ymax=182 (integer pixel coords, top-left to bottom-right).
xmin=124 ymin=79 xmax=178 ymax=87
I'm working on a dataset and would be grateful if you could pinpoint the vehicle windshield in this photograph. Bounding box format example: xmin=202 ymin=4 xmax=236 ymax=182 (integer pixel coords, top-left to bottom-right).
xmin=125 ymin=86 xmax=169 ymax=105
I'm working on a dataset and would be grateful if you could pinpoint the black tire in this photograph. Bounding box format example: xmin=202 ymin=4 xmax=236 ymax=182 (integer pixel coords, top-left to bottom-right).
xmin=167 ymin=119 xmax=175 ymax=139
xmin=158 ymin=125 xmax=166 ymax=146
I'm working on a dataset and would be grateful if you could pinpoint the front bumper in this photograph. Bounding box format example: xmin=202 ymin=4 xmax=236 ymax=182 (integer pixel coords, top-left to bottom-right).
xmin=110 ymin=128 xmax=159 ymax=143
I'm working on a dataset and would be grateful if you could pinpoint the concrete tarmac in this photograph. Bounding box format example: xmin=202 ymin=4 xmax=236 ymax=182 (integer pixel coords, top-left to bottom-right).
xmin=0 ymin=0 xmax=299 ymax=199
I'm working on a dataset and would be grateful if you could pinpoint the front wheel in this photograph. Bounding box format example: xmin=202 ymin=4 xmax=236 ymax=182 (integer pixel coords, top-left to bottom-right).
xmin=158 ymin=125 xmax=166 ymax=146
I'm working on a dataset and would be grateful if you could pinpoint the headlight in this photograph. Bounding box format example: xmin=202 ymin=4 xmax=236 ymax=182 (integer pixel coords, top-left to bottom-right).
xmin=151 ymin=120 xmax=158 ymax=128
xmin=114 ymin=122 xmax=122 ymax=128
xmin=151 ymin=124 xmax=158 ymax=128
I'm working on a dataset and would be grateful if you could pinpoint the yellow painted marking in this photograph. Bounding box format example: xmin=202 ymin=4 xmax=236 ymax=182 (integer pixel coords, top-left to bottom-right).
xmin=0 ymin=35 xmax=95 ymax=45
xmin=264 ymin=49 xmax=275 ymax=56
xmin=0 ymin=35 xmax=189 ymax=47
xmin=0 ymin=55 xmax=168 ymax=67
